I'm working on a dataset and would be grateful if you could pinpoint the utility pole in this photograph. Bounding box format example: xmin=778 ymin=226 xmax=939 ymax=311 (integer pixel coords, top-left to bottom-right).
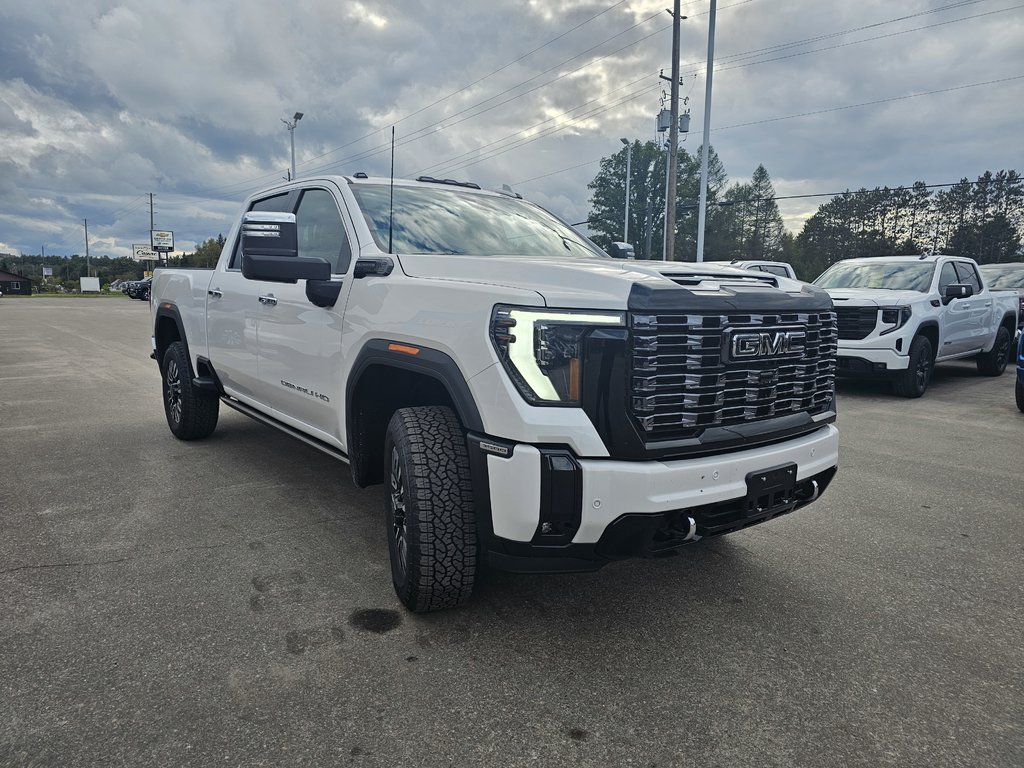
xmin=643 ymin=198 xmax=654 ymax=261
xmin=83 ymin=219 xmax=90 ymax=277
xmin=664 ymin=0 xmax=683 ymax=261
xmin=149 ymin=193 xmax=156 ymax=268
xmin=695 ymin=0 xmax=718 ymax=262
xmin=282 ymin=112 xmax=304 ymax=181
xmin=620 ymin=138 xmax=632 ymax=243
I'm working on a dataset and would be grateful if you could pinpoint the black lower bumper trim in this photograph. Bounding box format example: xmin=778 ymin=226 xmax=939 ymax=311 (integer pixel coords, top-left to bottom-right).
xmin=484 ymin=465 xmax=837 ymax=573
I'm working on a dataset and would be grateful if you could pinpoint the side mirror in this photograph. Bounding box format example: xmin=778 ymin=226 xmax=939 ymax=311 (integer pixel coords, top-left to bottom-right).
xmin=608 ymin=242 xmax=635 ymax=260
xmin=944 ymin=282 xmax=974 ymax=302
xmin=240 ymin=212 xmax=331 ymax=283
xmin=242 ymin=212 xmax=298 ymax=259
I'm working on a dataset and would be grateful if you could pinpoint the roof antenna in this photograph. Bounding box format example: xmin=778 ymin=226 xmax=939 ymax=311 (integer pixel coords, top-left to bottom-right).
xmin=388 ymin=126 xmax=395 ymax=255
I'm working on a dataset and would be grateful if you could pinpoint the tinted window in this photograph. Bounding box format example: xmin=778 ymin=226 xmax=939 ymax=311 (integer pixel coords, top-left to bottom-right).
xmin=953 ymin=262 xmax=981 ymax=292
xmin=814 ymin=261 xmax=934 ymax=292
xmin=296 ymin=189 xmax=351 ymax=274
xmin=937 ymin=262 xmax=959 ymax=293
xmin=350 ymin=184 xmax=605 ymax=258
xmin=229 ymin=193 xmax=295 ymax=269
xmin=760 ymin=265 xmax=789 ymax=277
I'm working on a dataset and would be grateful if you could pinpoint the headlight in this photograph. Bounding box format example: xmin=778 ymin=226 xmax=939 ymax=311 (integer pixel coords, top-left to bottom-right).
xmin=490 ymin=305 xmax=625 ymax=405
xmin=879 ymin=306 xmax=911 ymax=335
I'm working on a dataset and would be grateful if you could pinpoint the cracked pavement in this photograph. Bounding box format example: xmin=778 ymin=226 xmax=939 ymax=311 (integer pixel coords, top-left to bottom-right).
xmin=1 ymin=299 xmax=1022 ymax=767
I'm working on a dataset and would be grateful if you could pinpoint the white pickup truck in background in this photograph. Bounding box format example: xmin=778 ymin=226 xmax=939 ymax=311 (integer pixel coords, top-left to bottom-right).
xmin=814 ymin=254 xmax=1018 ymax=397
xmin=149 ymin=174 xmax=840 ymax=612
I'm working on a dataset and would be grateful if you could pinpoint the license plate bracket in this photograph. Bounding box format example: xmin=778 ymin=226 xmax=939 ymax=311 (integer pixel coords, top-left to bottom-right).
xmin=744 ymin=463 xmax=798 ymax=517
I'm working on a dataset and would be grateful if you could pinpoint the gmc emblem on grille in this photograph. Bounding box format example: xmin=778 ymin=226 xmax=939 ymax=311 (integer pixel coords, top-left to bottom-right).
xmin=725 ymin=327 xmax=806 ymax=361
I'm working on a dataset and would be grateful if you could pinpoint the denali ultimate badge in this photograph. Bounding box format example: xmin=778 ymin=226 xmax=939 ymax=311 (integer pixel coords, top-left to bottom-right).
xmin=724 ymin=327 xmax=806 ymax=361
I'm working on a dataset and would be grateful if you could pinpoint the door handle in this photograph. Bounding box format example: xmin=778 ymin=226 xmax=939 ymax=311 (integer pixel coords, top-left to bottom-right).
xmin=208 ymin=288 xmax=223 ymax=298
xmin=258 ymin=294 xmax=278 ymax=306
xmin=983 ymin=301 xmax=992 ymax=307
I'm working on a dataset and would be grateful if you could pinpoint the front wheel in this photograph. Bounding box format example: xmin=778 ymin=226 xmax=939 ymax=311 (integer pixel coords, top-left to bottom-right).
xmin=383 ymin=406 xmax=477 ymax=612
xmin=161 ymin=341 xmax=219 ymax=440
xmin=892 ymin=335 xmax=933 ymax=398
xmin=976 ymin=326 xmax=1011 ymax=376
xmin=1016 ymin=378 xmax=1024 ymax=413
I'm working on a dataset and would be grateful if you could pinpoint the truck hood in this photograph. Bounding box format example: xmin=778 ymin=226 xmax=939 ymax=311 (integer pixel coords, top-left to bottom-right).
xmin=823 ymin=288 xmax=925 ymax=307
xmin=396 ymin=253 xmax=819 ymax=309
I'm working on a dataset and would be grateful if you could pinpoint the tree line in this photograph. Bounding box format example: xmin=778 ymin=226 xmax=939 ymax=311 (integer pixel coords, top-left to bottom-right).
xmin=586 ymin=141 xmax=1022 ymax=279
xmin=0 ymin=236 xmax=226 ymax=291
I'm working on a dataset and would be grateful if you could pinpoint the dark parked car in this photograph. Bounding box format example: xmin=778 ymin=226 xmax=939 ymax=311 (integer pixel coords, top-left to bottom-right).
xmin=125 ymin=278 xmax=152 ymax=300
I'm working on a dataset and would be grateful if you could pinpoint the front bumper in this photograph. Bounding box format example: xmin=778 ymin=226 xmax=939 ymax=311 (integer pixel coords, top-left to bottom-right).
xmin=836 ymin=344 xmax=909 ymax=374
xmin=469 ymin=424 xmax=839 ymax=572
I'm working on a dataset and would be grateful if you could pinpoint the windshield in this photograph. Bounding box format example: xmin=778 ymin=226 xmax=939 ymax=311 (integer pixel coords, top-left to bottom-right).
xmin=350 ymin=183 xmax=605 ymax=258
xmin=979 ymin=266 xmax=1024 ymax=290
xmin=814 ymin=261 xmax=934 ymax=292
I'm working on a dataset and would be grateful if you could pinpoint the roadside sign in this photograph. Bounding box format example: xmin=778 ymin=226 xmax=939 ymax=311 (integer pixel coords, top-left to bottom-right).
xmin=133 ymin=244 xmax=159 ymax=260
xmin=151 ymin=230 xmax=174 ymax=252
xmin=42 ymin=267 xmax=53 ymax=276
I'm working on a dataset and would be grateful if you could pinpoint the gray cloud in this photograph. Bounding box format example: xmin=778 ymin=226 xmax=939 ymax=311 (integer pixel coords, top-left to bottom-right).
xmin=0 ymin=0 xmax=1020 ymax=258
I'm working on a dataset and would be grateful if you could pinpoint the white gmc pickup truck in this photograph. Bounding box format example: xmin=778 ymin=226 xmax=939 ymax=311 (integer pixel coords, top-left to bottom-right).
xmin=814 ymin=255 xmax=1018 ymax=397
xmin=150 ymin=174 xmax=840 ymax=612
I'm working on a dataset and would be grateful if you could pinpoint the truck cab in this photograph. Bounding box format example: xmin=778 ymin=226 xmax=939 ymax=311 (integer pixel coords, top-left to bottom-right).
xmin=814 ymin=255 xmax=1018 ymax=397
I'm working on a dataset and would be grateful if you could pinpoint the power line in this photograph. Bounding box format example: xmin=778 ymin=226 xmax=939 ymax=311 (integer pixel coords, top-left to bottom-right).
xmin=514 ymin=74 xmax=1024 ymax=187
xmin=571 ymin=179 xmax=1009 ymax=226
xmin=412 ymin=3 xmax=1016 ymax=183
xmin=715 ymin=74 xmax=1024 ymax=131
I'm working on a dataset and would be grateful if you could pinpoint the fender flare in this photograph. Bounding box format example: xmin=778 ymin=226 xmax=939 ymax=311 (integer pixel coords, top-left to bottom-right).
xmin=346 ymin=340 xmax=485 ymax=487
xmin=153 ymin=303 xmax=189 ymax=368
xmin=346 ymin=339 xmax=484 ymax=435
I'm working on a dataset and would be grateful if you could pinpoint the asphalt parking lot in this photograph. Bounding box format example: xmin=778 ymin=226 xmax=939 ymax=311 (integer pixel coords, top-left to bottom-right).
xmin=1 ymin=299 xmax=1021 ymax=767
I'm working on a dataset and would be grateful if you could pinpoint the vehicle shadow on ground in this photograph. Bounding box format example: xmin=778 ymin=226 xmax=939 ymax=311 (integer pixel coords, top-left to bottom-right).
xmin=836 ymin=360 xmax=988 ymax=400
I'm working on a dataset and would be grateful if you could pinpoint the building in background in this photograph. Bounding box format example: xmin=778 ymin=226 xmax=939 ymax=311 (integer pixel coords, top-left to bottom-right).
xmin=0 ymin=269 xmax=33 ymax=296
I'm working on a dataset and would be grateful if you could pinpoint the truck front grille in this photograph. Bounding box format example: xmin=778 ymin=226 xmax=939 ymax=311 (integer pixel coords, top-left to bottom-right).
xmin=835 ymin=306 xmax=878 ymax=340
xmin=628 ymin=311 xmax=837 ymax=440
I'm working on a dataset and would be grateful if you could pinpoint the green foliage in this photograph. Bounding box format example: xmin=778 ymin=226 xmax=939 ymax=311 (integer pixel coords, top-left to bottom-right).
xmin=795 ymin=170 xmax=1023 ymax=279
xmin=173 ymin=234 xmax=226 ymax=268
xmin=586 ymin=141 xmax=755 ymax=261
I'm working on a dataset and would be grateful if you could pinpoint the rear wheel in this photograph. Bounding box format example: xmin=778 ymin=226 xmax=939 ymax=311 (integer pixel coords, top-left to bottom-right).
xmin=892 ymin=335 xmax=933 ymax=398
xmin=1016 ymin=378 xmax=1024 ymax=413
xmin=976 ymin=326 xmax=1011 ymax=376
xmin=383 ymin=406 xmax=477 ymax=612
xmin=161 ymin=341 xmax=219 ymax=440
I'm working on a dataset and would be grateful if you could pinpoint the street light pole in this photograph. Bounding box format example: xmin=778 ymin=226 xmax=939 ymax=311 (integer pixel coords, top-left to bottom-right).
xmin=282 ymin=111 xmax=304 ymax=181
xmin=620 ymin=138 xmax=632 ymax=244
xmin=695 ymin=0 xmax=718 ymax=263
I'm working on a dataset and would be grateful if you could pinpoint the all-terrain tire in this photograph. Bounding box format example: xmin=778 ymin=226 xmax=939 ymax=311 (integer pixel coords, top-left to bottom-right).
xmin=976 ymin=326 xmax=1011 ymax=376
xmin=383 ymin=406 xmax=477 ymax=612
xmin=161 ymin=341 xmax=219 ymax=440
xmin=892 ymin=335 xmax=934 ymax=398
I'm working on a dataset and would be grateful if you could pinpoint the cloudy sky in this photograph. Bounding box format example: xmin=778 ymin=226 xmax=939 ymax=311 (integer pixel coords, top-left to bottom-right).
xmin=1 ymin=0 xmax=1021 ymax=259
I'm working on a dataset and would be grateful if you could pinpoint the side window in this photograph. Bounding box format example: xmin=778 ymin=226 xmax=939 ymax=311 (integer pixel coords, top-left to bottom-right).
xmin=937 ymin=262 xmax=958 ymax=294
xmin=295 ymin=189 xmax=352 ymax=275
xmin=953 ymin=262 xmax=981 ymax=292
xmin=229 ymin=193 xmax=295 ymax=270
xmin=761 ymin=265 xmax=789 ymax=277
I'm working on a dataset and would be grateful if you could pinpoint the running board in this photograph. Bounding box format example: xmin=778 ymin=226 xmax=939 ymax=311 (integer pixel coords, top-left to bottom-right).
xmin=220 ymin=397 xmax=350 ymax=464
